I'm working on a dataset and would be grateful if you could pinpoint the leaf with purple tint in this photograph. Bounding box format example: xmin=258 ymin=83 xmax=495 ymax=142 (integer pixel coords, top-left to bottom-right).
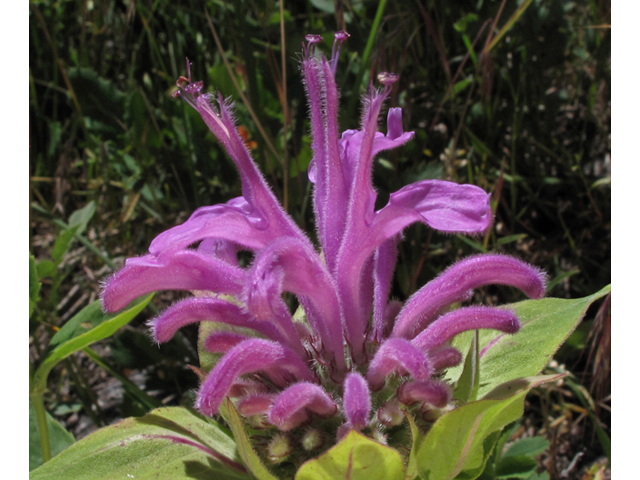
xmin=30 ymin=407 xmax=250 ymax=480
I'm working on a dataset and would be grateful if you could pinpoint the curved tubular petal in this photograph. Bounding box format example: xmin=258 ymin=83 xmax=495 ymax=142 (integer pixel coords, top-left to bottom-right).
xmin=337 ymin=181 xmax=493 ymax=353
xmin=338 ymin=105 xmax=409 ymax=228
xmin=338 ymin=109 xmax=415 ymax=200
xmin=429 ymin=345 xmax=463 ymax=372
xmin=303 ymin=50 xmax=351 ymax=268
xmin=101 ymin=249 xmax=244 ymax=313
xmin=342 ymin=372 xmax=371 ymax=430
xmin=370 ymin=108 xmax=415 ymax=158
xmin=197 ymin=238 xmax=240 ymax=266
xmin=245 ymin=237 xmax=345 ymax=371
xmin=397 ymin=379 xmax=452 ymax=408
xmin=392 ymin=254 xmax=547 ymax=339
xmin=374 ymin=180 xmax=492 ymax=244
xmin=302 ymin=57 xmax=329 ymax=245
xmin=318 ymin=59 xmax=350 ymax=268
xmin=215 ymin=97 xmax=306 ymax=240
xmin=237 ymin=393 xmax=276 ymax=416
xmin=178 ymin=83 xmax=306 ymax=245
xmin=337 ymin=87 xmax=391 ymax=285
xmin=370 ymin=300 xmax=403 ymax=345
xmin=245 ymin=274 xmax=308 ymax=359
xmin=356 ymin=255 xmax=375 ymax=348
xmin=228 ymin=379 xmax=268 ymax=398
xmin=372 ymin=237 xmax=399 ymax=342
xmin=204 ymin=332 xmax=250 ymax=353
xmin=268 ymin=382 xmax=338 ymax=431
xmin=412 ymin=306 xmax=520 ymax=351
xmin=196 ymin=339 xmax=315 ymax=416
xmin=151 ymin=297 xmax=286 ymax=344
xmin=338 ymin=180 xmax=489 ymax=360
xmin=366 ymin=338 xmax=433 ymax=391
xmin=149 ymin=198 xmax=276 ymax=255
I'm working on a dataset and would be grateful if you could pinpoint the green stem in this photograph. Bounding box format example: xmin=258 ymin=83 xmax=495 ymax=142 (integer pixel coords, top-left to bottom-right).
xmin=32 ymin=393 xmax=52 ymax=463
xmin=30 ymin=362 xmax=52 ymax=463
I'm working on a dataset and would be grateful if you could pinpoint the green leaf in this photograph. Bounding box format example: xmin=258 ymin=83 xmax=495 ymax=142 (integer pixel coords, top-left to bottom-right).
xmin=291 ymin=135 xmax=312 ymax=178
xmin=49 ymin=294 xmax=152 ymax=351
xmin=67 ymin=201 xmax=96 ymax=236
xmin=485 ymin=0 xmax=534 ymax=53
xmin=29 ymin=399 xmax=75 ymax=471
xmin=208 ymin=63 xmax=239 ymax=100
xmin=448 ymin=76 xmax=473 ymax=99
xmin=67 ymin=68 xmax=125 ymax=130
xmin=455 ymin=234 xmax=487 ymax=253
xmin=416 ymin=375 xmax=562 ymax=480
xmin=309 ymin=0 xmax=335 ymax=14
xmin=47 ymin=121 xmax=62 ymax=157
xmin=495 ymin=455 xmax=538 ymax=479
xmin=562 ymin=375 xmax=611 ymax=462
xmin=492 ymin=421 xmax=519 ymax=465
xmin=526 ymin=472 xmax=550 ymax=480
xmin=30 ymin=407 xmax=249 ymax=480
xmin=502 ymin=436 xmax=549 ymax=459
xmin=268 ymin=9 xmax=292 ymax=24
xmin=495 ymin=436 xmax=549 ymax=479
xmin=32 ymin=294 xmax=154 ymax=396
xmin=30 ymin=254 xmax=41 ymax=319
xmin=496 ymin=234 xmax=528 ymax=246
xmin=453 ymin=13 xmax=479 ymax=32
xmin=51 ymin=226 xmax=80 ymax=265
xmin=445 ymin=285 xmax=611 ymax=398
xmin=220 ymin=398 xmax=279 ymax=480
xmin=454 ymin=330 xmax=480 ymax=403
xmin=295 ymin=430 xmax=405 ymax=480
xmin=405 ymin=410 xmax=424 ymax=480
xmin=592 ymin=177 xmax=611 ymax=189
xmin=36 ymin=259 xmax=57 ymax=278
xmin=546 ymin=269 xmax=580 ymax=293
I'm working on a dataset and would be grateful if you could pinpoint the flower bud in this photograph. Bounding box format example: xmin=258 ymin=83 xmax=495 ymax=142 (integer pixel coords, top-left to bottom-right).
xmin=268 ymin=433 xmax=293 ymax=464
xmin=377 ymin=400 xmax=405 ymax=428
xmin=301 ymin=428 xmax=324 ymax=451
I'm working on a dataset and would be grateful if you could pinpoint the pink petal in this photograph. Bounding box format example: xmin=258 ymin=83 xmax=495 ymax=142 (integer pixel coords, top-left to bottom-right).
xmin=412 ymin=306 xmax=520 ymax=351
xmin=269 ymin=382 xmax=337 ymax=431
xmin=196 ymin=339 xmax=315 ymax=416
xmin=366 ymin=338 xmax=433 ymax=391
xmin=101 ymin=249 xmax=244 ymax=313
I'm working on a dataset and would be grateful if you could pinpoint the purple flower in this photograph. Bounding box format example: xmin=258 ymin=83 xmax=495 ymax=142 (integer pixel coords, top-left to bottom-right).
xmin=102 ymin=32 xmax=546 ymax=440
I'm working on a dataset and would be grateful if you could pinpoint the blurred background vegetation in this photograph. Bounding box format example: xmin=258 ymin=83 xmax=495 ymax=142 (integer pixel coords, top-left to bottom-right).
xmin=29 ymin=0 xmax=610 ymax=477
